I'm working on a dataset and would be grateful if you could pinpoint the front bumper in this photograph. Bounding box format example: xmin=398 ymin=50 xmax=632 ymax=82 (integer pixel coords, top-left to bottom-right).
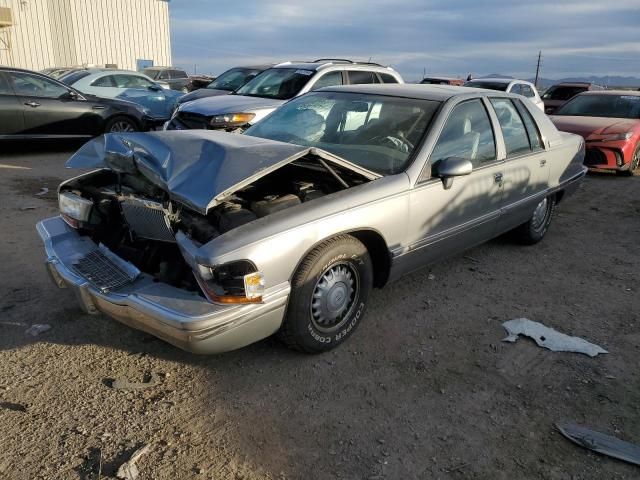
xmin=142 ymin=115 xmax=168 ymax=131
xmin=584 ymin=144 xmax=630 ymax=171
xmin=37 ymin=216 xmax=289 ymax=354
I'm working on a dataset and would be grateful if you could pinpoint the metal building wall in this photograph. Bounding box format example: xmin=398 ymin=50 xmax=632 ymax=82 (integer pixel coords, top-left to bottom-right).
xmin=0 ymin=0 xmax=170 ymax=71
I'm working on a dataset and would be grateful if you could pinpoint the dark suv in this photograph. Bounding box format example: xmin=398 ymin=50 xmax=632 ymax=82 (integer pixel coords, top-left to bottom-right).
xmin=542 ymin=82 xmax=605 ymax=114
xmin=142 ymin=67 xmax=191 ymax=92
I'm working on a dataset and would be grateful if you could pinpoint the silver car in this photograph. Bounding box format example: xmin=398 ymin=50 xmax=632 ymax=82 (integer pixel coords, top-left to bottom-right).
xmin=37 ymin=84 xmax=586 ymax=354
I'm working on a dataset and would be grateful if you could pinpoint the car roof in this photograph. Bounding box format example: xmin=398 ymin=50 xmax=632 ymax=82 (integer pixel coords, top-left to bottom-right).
xmin=578 ymin=90 xmax=640 ymax=96
xmin=469 ymin=78 xmax=519 ymax=84
xmin=553 ymin=82 xmax=592 ymax=87
xmin=318 ymin=83 xmax=510 ymax=102
xmin=273 ymin=60 xmax=396 ymax=72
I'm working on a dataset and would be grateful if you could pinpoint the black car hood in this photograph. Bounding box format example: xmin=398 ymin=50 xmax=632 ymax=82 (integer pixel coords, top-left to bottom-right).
xmin=178 ymin=88 xmax=232 ymax=104
xmin=66 ymin=131 xmax=378 ymax=214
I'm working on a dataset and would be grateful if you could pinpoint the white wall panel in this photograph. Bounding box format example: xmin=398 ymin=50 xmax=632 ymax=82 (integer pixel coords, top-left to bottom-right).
xmin=0 ymin=0 xmax=170 ymax=71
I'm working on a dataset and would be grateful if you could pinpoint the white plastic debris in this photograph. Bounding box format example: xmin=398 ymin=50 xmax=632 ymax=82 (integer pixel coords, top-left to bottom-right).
xmin=116 ymin=444 xmax=150 ymax=480
xmin=502 ymin=318 xmax=608 ymax=357
xmin=24 ymin=324 xmax=51 ymax=337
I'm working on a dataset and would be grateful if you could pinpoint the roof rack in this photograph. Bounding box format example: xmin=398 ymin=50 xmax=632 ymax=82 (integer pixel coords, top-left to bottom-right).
xmin=313 ymin=58 xmax=355 ymax=64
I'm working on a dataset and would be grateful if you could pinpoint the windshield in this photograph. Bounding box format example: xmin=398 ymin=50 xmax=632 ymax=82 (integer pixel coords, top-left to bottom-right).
xmin=464 ymin=80 xmax=509 ymax=91
xmin=245 ymin=91 xmax=440 ymax=175
xmin=542 ymin=86 xmax=587 ymax=100
xmin=554 ymin=94 xmax=640 ymax=119
xmin=207 ymin=68 xmax=262 ymax=91
xmin=235 ymin=68 xmax=316 ymax=100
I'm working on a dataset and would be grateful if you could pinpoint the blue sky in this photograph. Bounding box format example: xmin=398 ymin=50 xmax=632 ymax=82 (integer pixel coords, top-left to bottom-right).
xmin=169 ymin=0 xmax=640 ymax=81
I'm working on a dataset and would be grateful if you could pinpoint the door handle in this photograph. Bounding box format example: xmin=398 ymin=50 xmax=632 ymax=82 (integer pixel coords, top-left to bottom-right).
xmin=494 ymin=172 xmax=503 ymax=184
xmin=24 ymin=101 xmax=41 ymax=108
xmin=540 ymin=159 xmax=547 ymax=167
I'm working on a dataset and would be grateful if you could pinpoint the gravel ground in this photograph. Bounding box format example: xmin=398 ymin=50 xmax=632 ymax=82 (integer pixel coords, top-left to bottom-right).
xmin=0 ymin=141 xmax=639 ymax=480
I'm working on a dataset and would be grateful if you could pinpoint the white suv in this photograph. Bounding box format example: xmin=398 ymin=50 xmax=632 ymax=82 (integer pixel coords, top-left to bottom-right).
xmin=463 ymin=78 xmax=545 ymax=111
xmin=166 ymin=59 xmax=404 ymax=131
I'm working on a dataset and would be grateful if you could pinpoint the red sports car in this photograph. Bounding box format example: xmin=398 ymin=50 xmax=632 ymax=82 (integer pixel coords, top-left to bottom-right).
xmin=550 ymin=91 xmax=640 ymax=176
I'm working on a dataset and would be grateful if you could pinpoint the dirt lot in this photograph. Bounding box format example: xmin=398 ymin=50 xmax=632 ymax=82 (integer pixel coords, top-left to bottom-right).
xmin=0 ymin=142 xmax=638 ymax=480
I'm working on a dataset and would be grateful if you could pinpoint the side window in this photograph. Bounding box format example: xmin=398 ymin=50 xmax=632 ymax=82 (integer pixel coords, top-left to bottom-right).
xmin=514 ymin=99 xmax=544 ymax=151
xmin=430 ymin=99 xmax=496 ymax=168
xmin=311 ymin=71 xmax=343 ymax=91
xmin=158 ymin=71 xmax=170 ymax=80
xmin=114 ymin=75 xmax=154 ymax=88
xmin=0 ymin=73 xmax=13 ymax=95
xmin=490 ymin=98 xmax=531 ymax=157
xmin=9 ymin=72 xmax=68 ymax=98
xmin=171 ymin=70 xmax=188 ymax=79
xmin=91 ymin=75 xmax=116 ymax=87
xmin=521 ymin=85 xmax=535 ymax=98
xmin=379 ymin=73 xmax=399 ymax=84
xmin=348 ymin=70 xmax=379 ymax=85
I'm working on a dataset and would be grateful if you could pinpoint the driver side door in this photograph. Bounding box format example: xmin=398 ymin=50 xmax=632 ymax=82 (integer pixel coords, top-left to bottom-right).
xmin=7 ymin=71 xmax=95 ymax=136
xmin=404 ymin=98 xmax=505 ymax=267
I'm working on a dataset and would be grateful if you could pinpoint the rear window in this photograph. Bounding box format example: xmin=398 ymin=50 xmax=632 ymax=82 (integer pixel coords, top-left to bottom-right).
xmin=542 ymin=86 xmax=587 ymax=101
xmin=464 ymin=80 xmax=509 ymax=91
xmin=59 ymin=70 xmax=91 ymax=85
xmin=170 ymin=70 xmax=188 ymax=79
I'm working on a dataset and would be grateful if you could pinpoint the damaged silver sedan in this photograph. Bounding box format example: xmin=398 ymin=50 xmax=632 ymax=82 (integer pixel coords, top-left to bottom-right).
xmin=37 ymin=85 xmax=587 ymax=354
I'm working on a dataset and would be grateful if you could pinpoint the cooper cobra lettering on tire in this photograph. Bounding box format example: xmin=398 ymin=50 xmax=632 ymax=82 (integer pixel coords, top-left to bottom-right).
xmin=280 ymin=235 xmax=373 ymax=353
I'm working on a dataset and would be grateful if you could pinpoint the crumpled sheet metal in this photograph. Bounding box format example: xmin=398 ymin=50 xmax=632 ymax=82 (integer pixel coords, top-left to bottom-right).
xmin=556 ymin=423 xmax=640 ymax=467
xmin=502 ymin=318 xmax=608 ymax=357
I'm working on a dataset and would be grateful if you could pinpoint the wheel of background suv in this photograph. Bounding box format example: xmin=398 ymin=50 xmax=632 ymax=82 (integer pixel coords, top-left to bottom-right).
xmin=280 ymin=235 xmax=373 ymax=353
xmin=104 ymin=116 xmax=139 ymax=133
xmin=512 ymin=195 xmax=556 ymax=245
xmin=617 ymin=143 xmax=640 ymax=177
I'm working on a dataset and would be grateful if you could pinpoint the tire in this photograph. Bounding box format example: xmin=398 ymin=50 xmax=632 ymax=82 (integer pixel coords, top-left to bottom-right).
xmin=104 ymin=116 xmax=139 ymax=133
xmin=512 ymin=195 xmax=556 ymax=245
xmin=280 ymin=235 xmax=373 ymax=353
xmin=617 ymin=143 xmax=640 ymax=177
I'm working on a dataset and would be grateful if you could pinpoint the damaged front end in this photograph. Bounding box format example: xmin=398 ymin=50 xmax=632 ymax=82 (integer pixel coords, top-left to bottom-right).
xmin=39 ymin=131 xmax=376 ymax=352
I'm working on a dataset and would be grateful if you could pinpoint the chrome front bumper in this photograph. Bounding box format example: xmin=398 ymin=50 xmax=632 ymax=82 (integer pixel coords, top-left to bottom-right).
xmin=37 ymin=216 xmax=290 ymax=354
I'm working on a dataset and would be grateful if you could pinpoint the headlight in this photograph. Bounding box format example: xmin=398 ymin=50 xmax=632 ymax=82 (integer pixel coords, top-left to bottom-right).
xmin=209 ymin=112 xmax=255 ymax=128
xmin=195 ymin=260 xmax=264 ymax=304
xmin=593 ymin=132 xmax=633 ymax=142
xmin=59 ymin=191 xmax=93 ymax=228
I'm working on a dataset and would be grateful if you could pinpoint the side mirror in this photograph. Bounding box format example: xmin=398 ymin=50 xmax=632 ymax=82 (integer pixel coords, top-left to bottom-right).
xmin=148 ymin=84 xmax=162 ymax=92
xmin=432 ymin=156 xmax=473 ymax=190
xmin=60 ymin=90 xmax=79 ymax=100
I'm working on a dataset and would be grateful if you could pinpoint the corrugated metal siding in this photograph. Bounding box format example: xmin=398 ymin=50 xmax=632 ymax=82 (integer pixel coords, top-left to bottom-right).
xmin=0 ymin=0 xmax=170 ymax=71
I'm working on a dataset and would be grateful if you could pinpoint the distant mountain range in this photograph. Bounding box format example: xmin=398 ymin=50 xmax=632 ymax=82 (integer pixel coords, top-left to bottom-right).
xmin=480 ymin=74 xmax=640 ymax=89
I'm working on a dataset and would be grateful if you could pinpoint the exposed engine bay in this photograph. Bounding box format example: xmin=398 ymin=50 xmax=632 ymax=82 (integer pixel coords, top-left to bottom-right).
xmin=59 ymin=155 xmax=370 ymax=291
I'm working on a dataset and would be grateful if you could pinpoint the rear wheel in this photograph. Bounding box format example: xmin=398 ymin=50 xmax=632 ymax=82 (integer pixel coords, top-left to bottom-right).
xmin=512 ymin=195 xmax=556 ymax=245
xmin=104 ymin=116 xmax=139 ymax=133
xmin=280 ymin=235 xmax=373 ymax=353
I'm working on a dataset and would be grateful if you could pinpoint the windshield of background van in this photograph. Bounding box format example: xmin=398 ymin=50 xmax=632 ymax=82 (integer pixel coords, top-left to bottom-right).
xmin=245 ymin=92 xmax=440 ymax=175
xmin=555 ymin=94 xmax=640 ymax=119
xmin=235 ymin=68 xmax=316 ymax=100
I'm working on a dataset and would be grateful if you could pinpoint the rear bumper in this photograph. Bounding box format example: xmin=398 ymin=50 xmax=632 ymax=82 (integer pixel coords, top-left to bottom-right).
xmin=37 ymin=216 xmax=289 ymax=354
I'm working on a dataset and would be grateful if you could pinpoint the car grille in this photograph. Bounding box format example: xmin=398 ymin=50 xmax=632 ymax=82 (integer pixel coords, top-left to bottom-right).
xmin=175 ymin=111 xmax=211 ymax=130
xmin=72 ymin=250 xmax=136 ymax=293
xmin=120 ymin=198 xmax=175 ymax=242
xmin=584 ymin=148 xmax=606 ymax=166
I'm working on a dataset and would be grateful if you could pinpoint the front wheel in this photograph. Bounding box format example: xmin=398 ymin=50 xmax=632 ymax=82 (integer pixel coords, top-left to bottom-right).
xmin=104 ymin=116 xmax=139 ymax=133
xmin=280 ymin=235 xmax=373 ymax=353
xmin=512 ymin=195 xmax=556 ymax=245
xmin=617 ymin=144 xmax=640 ymax=177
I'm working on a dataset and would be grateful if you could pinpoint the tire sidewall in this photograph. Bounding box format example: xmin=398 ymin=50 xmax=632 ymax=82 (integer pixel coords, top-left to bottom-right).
xmin=105 ymin=116 xmax=138 ymax=133
xmin=528 ymin=196 xmax=555 ymax=241
xmin=286 ymin=239 xmax=372 ymax=352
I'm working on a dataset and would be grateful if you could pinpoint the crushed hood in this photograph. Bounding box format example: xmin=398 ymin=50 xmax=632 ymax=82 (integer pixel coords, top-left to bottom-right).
xmin=66 ymin=130 xmax=377 ymax=214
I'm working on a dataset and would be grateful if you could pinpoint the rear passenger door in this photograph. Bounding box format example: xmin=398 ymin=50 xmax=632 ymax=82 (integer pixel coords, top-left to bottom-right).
xmin=0 ymin=72 xmax=26 ymax=135
xmin=489 ymin=97 xmax=549 ymax=233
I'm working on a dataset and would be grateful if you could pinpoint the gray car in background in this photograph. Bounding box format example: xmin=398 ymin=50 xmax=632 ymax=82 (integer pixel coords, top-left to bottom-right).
xmin=38 ymin=84 xmax=585 ymax=354
xmin=142 ymin=67 xmax=192 ymax=92
xmin=165 ymin=59 xmax=404 ymax=131
xmin=176 ymin=64 xmax=273 ymax=105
